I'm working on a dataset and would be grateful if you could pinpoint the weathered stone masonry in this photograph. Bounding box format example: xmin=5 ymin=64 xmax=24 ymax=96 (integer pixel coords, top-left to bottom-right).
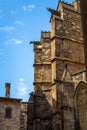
xmin=0 ymin=83 xmax=28 ymax=130
xmin=0 ymin=0 xmax=87 ymax=130
xmin=28 ymin=0 xmax=87 ymax=130
xmin=0 ymin=98 xmax=21 ymax=130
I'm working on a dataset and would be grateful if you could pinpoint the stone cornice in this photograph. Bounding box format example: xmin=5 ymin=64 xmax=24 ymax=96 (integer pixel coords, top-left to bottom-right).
xmin=33 ymin=82 xmax=52 ymax=85
xmin=0 ymin=97 xmax=22 ymax=102
xmin=33 ymin=62 xmax=51 ymax=66
xmin=51 ymin=35 xmax=83 ymax=44
xmin=30 ymin=41 xmax=40 ymax=44
xmin=51 ymin=56 xmax=85 ymax=65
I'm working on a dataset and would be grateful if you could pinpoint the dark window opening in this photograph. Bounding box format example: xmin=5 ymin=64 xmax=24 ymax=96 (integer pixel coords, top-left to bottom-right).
xmin=5 ymin=107 xmax=12 ymax=118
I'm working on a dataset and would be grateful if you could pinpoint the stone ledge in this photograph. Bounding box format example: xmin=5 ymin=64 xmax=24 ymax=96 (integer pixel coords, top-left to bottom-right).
xmin=51 ymin=56 xmax=85 ymax=65
xmin=51 ymin=35 xmax=83 ymax=44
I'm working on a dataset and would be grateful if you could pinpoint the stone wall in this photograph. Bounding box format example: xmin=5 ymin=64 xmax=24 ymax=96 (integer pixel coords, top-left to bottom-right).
xmin=72 ymin=69 xmax=86 ymax=87
xmin=51 ymin=1 xmax=85 ymax=81
xmin=28 ymin=90 xmax=52 ymax=130
xmin=74 ymin=82 xmax=87 ymax=130
xmin=0 ymin=98 xmax=21 ymax=130
xmin=33 ymin=31 xmax=52 ymax=95
xmin=20 ymin=102 xmax=28 ymax=130
xmin=29 ymin=1 xmax=86 ymax=130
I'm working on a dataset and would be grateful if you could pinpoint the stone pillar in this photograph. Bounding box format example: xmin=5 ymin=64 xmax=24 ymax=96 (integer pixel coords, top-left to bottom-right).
xmin=5 ymin=83 xmax=10 ymax=98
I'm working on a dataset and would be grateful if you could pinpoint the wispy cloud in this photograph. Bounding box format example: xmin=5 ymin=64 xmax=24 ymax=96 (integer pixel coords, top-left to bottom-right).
xmin=14 ymin=20 xmax=24 ymax=25
xmin=12 ymin=38 xmax=23 ymax=44
xmin=22 ymin=4 xmax=35 ymax=11
xmin=16 ymin=78 xmax=29 ymax=100
xmin=10 ymin=8 xmax=20 ymax=15
xmin=19 ymin=78 xmax=25 ymax=82
xmin=10 ymin=10 xmax=16 ymax=15
xmin=0 ymin=26 xmax=15 ymax=32
xmin=11 ymin=4 xmax=35 ymax=15
xmin=6 ymin=38 xmax=23 ymax=45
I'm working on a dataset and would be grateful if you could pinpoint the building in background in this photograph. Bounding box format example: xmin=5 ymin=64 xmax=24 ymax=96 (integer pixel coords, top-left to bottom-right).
xmin=28 ymin=0 xmax=87 ymax=130
xmin=0 ymin=83 xmax=28 ymax=130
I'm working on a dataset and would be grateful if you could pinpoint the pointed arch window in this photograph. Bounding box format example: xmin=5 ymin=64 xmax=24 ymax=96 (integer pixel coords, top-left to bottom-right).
xmin=75 ymin=82 xmax=87 ymax=130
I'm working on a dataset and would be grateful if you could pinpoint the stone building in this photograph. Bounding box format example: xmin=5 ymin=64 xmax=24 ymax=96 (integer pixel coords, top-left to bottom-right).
xmin=20 ymin=102 xmax=28 ymax=130
xmin=28 ymin=0 xmax=87 ymax=130
xmin=0 ymin=83 xmax=22 ymax=130
xmin=0 ymin=83 xmax=28 ymax=130
xmin=0 ymin=0 xmax=87 ymax=130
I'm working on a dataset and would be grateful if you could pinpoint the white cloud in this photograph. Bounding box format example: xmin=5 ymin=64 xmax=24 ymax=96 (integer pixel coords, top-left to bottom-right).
xmin=0 ymin=26 xmax=15 ymax=32
xmin=12 ymin=38 xmax=23 ymax=44
xmin=11 ymin=4 xmax=35 ymax=15
xmin=6 ymin=38 xmax=23 ymax=45
xmin=10 ymin=10 xmax=16 ymax=15
xmin=10 ymin=8 xmax=20 ymax=15
xmin=16 ymin=78 xmax=29 ymax=100
xmin=14 ymin=20 xmax=24 ymax=25
xmin=22 ymin=4 xmax=35 ymax=11
xmin=22 ymin=6 xmax=27 ymax=11
xmin=28 ymin=4 xmax=35 ymax=9
xmin=19 ymin=78 xmax=25 ymax=82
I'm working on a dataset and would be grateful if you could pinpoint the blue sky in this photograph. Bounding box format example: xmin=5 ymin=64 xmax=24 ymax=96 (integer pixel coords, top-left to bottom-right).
xmin=0 ymin=0 xmax=73 ymax=101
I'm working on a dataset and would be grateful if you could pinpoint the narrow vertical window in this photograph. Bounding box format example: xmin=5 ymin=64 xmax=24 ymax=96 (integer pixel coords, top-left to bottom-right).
xmin=5 ymin=107 xmax=12 ymax=118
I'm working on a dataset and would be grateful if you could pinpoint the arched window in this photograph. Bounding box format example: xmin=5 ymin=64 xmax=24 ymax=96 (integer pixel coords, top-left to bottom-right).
xmin=5 ymin=107 xmax=12 ymax=118
xmin=75 ymin=82 xmax=87 ymax=130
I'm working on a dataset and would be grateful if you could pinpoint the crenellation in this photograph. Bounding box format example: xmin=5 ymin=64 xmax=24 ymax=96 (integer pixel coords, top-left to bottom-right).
xmin=41 ymin=31 xmax=51 ymax=40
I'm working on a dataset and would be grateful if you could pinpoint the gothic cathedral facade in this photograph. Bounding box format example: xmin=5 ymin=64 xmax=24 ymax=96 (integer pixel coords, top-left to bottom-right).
xmin=28 ymin=0 xmax=87 ymax=130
